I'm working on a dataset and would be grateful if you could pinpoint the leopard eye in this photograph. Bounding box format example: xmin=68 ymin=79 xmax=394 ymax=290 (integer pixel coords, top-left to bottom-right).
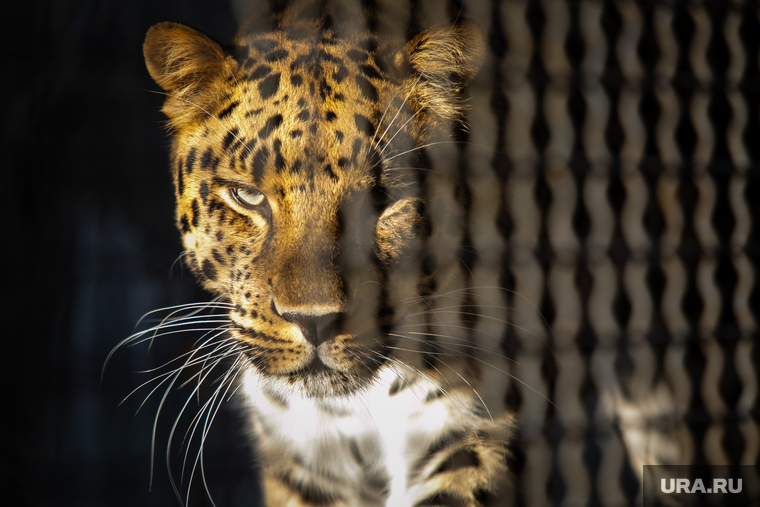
xmin=231 ymin=187 xmax=265 ymax=208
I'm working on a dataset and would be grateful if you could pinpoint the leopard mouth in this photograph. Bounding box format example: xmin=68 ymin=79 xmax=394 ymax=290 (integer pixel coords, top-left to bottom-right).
xmin=235 ymin=315 xmax=392 ymax=397
xmin=254 ymin=343 xmax=388 ymax=397
xmin=301 ymin=355 xmax=332 ymax=374
xmin=276 ymin=360 xmax=367 ymax=397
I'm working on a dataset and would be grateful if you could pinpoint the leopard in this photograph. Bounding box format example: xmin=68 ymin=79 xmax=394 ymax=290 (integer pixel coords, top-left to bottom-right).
xmin=126 ymin=1 xmax=760 ymax=506
xmin=140 ymin=2 xmax=514 ymax=506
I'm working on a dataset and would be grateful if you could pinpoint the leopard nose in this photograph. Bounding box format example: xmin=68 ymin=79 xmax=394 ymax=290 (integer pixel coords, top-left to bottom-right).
xmin=280 ymin=312 xmax=342 ymax=347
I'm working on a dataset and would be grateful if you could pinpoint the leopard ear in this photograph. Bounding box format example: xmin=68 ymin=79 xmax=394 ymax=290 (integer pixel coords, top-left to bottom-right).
xmin=143 ymin=22 xmax=236 ymax=128
xmin=395 ymin=23 xmax=485 ymax=124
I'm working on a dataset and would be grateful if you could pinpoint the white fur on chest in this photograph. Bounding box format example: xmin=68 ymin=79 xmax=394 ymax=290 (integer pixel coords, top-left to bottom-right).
xmin=241 ymin=366 xmax=466 ymax=505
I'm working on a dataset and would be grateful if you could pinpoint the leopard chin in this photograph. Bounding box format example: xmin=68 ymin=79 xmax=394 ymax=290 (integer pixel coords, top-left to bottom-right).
xmin=243 ymin=332 xmax=389 ymax=398
xmin=280 ymin=358 xmax=383 ymax=398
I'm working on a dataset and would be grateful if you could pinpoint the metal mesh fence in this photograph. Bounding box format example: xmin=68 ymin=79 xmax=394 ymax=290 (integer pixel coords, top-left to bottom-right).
xmin=473 ymin=1 xmax=760 ymax=505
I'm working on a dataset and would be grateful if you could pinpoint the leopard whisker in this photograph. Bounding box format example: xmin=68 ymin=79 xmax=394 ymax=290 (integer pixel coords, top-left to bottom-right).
xmin=144 ymin=326 xmax=239 ymax=494
xmin=398 ymin=317 xmax=544 ymax=352
xmin=102 ymin=302 xmax=235 ymax=380
xmin=146 ymin=300 xmax=234 ymax=351
xmin=376 ymin=344 xmax=496 ymax=424
xmin=403 ymin=284 xmax=554 ymax=325
xmin=368 ymin=350 xmax=448 ymax=405
xmin=388 ymin=330 xmax=505 ymax=360
xmin=405 ymin=284 xmax=549 ymax=323
xmin=385 ymin=139 xmax=509 ymax=165
xmin=386 ymin=334 xmax=557 ymax=409
xmin=391 ymin=328 xmax=515 ymax=361
xmin=170 ymin=250 xmax=192 ymax=277
xmin=124 ymin=321 xmax=236 ymax=349
xmin=399 ymin=305 xmax=556 ymax=365
xmin=129 ymin=331 xmax=234 ymax=424
xmin=197 ymin=338 xmax=243 ymax=383
xmin=164 ymin=349 xmax=243 ymax=505
xmin=402 ymin=303 xmax=515 ymax=319
xmin=177 ymin=341 xmax=242 ymax=391
xmin=180 ymin=354 xmax=245 ymax=507
xmin=378 ymin=107 xmax=423 ymax=159
xmin=377 ymin=342 xmax=513 ymax=496
xmin=402 ymin=285 xmax=561 ymax=365
xmin=380 ymin=165 xmax=438 ymax=174
xmin=399 ymin=296 xmax=514 ymax=338
xmin=372 ymin=72 xmax=423 ymax=153
xmin=372 ymin=89 xmax=405 ymax=149
xmin=128 ymin=338 xmax=233 ymax=385
xmin=124 ymin=338 xmax=237 ymax=399
xmin=369 ymin=350 xmax=496 ymax=440
xmin=130 ymin=300 xmax=233 ymax=335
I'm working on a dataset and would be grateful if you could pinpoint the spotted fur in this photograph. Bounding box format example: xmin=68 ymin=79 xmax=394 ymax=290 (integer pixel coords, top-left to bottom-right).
xmin=143 ymin=5 xmax=514 ymax=507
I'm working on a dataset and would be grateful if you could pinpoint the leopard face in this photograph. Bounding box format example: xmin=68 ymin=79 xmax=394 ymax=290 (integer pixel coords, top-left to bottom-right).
xmin=144 ymin=20 xmax=483 ymax=397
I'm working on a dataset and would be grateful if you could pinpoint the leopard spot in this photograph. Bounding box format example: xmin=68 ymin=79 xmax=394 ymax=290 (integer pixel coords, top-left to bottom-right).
xmin=252 ymin=147 xmax=270 ymax=182
xmin=354 ymin=114 xmax=374 ymax=136
xmin=359 ymin=64 xmax=382 ymax=80
xmin=258 ymin=115 xmax=283 ymax=139
xmin=248 ymin=65 xmax=272 ymax=81
xmin=265 ymin=48 xmax=289 ymax=62
xmin=191 ymin=200 xmax=200 ymax=228
xmin=201 ymin=259 xmax=217 ymax=281
xmin=217 ymin=101 xmax=239 ymax=119
xmin=185 ymin=148 xmax=197 ymax=174
xmin=347 ymin=49 xmax=366 ymax=62
xmin=259 ymin=73 xmax=281 ymax=100
xmin=200 ymin=147 xmax=219 ymax=172
xmin=252 ymin=39 xmax=277 ymax=52
xmin=222 ymin=128 xmax=239 ymax=150
xmin=275 ymin=152 xmax=287 ymax=172
xmin=355 ymin=75 xmax=378 ymax=101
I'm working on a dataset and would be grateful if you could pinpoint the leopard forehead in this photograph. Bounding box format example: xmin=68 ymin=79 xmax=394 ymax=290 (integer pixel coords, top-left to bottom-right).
xmin=146 ymin=20 xmax=484 ymax=208
xmin=182 ymin=32 xmax=403 ymax=199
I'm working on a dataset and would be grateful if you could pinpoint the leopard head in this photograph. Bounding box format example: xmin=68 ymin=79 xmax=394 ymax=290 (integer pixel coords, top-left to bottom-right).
xmin=143 ymin=19 xmax=483 ymax=397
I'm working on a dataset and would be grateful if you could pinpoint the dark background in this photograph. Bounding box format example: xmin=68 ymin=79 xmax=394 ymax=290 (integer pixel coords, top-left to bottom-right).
xmin=3 ymin=1 xmax=264 ymax=505
xmin=5 ymin=1 xmax=760 ymax=506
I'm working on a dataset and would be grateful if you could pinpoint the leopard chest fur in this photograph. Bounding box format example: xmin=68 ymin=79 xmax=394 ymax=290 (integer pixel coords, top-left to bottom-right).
xmin=243 ymin=365 xmax=504 ymax=506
